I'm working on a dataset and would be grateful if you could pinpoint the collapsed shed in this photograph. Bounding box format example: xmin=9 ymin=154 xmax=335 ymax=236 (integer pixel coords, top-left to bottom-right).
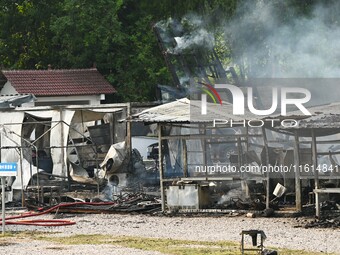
xmin=0 ymin=102 xmax=131 ymax=205
xmin=273 ymin=102 xmax=340 ymax=217
xmin=128 ymin=98 xmax=340 ymax=217
xmin=1 ymin=93 xmax=340 ymax=218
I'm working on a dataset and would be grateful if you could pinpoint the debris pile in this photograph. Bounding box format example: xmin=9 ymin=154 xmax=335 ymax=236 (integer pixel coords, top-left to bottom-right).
xmin=305 ymin=216 xmax=340 ymax=229
xmin=320 ymin=200 xmax=340 ymax=211
xmin=44 ymin=192 xmax=161 ymax=214
xmin=216 ymin=197 xmax=267 ymax=211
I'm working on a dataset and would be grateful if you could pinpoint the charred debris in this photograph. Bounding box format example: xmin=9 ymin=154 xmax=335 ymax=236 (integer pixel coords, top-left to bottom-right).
xmin=0 ymin=102 xmax=162 ymax=214
xmin=0 ymin=20 xmax=339 ymax=225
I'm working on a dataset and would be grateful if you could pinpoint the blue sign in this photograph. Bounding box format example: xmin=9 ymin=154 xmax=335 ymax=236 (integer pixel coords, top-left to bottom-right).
xmin=0 ymin=163 xmax=17 ymax=176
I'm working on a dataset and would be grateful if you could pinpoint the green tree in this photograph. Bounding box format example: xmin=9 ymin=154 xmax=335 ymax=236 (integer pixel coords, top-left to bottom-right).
xmin=4 ymin=0 xmax=332 ymax=101
xmin=0 ymin=0 xmax=239 ymax=102
xmin=0 ymin=0 xmax=59 ymax=69
xmin=50 ymin=0 xmax=173 ymax=102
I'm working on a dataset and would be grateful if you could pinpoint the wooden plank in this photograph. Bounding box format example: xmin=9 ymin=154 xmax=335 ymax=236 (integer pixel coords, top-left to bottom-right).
xmin=294 ymin=131 xmax=301 ymax=212
xmin=161 ymin=133 xmax=262 ymax=140
xmin=158 ymin=124 xmax=166 ymax=212
xmin=316 ymin=151 xmax=340 ymax=155
xmin=182 ymin=139 xmax=188 ymax=177
xmin=314 ymin=188 xmax=340 ymax=194
xmin=159 ymin=177 xmax=236 ymax=182
xmin=126 ymin=103 xmax=132 ymax=159
xmin=311 ymin=129 xmax=320 ymax=218
xmin=262 ymin=127 xmax=270 ymax=209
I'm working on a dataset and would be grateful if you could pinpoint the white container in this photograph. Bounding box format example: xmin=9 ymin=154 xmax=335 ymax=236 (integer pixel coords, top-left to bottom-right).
xmin=166 ymin=185 xmax=210 ymax=209
xmin=273 ymin=183 xmax=287 ymax=197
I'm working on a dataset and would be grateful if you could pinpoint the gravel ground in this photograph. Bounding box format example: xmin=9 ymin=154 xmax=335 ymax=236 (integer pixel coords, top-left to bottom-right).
xmin=2 ymin=211 xmax=340 ymax=254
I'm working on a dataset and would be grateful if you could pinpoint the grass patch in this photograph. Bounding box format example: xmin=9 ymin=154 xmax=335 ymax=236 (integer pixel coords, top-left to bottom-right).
xmin=0 ymin=230 xmax=51 ymax=238
xmin=36 ymin=234 xmax=337 ymax=255
xmin=0 ymin=241 xmax=15 ymax=246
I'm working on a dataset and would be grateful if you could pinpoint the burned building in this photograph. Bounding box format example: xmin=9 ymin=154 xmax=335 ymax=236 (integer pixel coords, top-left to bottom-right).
xmin=146 ymin=18 xmax=340 ymax=217
xmin=128 ymin=98 xmax=340 ymax=217
xmin=0 ymin=101 xmax=131 ymax=205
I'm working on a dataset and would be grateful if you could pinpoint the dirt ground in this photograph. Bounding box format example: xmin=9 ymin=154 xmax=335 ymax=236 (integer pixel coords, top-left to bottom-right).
xmin=1 ymin=212 xmax=340 ymax=254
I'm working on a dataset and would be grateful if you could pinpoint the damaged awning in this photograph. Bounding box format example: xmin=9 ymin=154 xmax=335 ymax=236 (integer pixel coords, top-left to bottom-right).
xmin=127 ymin=98 xmax=259 ymax=124
xmin=129 ymin=98 xmax=340 ymax=137
xmin=128 ymin=98 xmax=190 ymax=123
xmin=0 ymin=94 xmax=36 ymax=108
xmin=271 ymin=102 xmax=340 ymax=136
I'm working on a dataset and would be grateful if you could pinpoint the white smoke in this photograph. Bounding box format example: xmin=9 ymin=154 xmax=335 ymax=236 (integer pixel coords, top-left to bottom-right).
xmin=218 ymin=188 xmax=246 ymax=205
xmin=156 ymin=2 xmax=340 ymax=78
xmin=173 ymin=28 xmax=214 ymax=53
xmin=156 ymin=2 xmax=340 ymax=104
xmin=225 ymin=1 xmax=340 ymax=78
xmin=155 ymin=15 xmax=215 ymax=55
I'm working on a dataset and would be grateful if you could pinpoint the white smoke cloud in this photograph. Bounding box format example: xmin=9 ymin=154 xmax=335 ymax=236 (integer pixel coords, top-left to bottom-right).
xmin=155 ymin=2 xmax=340 ymax=104
xmin=156 ymin=2 xmax=340 ymax=78
xmin=225 ymin=1 xmax=340 ymax=78
xmin=174 ymin=28 xmax=214 ymax=53
xmin=155 ymin=14 xmax=215 ymax=55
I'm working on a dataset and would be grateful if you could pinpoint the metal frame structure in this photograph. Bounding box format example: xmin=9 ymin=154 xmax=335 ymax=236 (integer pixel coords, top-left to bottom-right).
xmin=157 ymin=122 xmax=272 ymax=211
xmin=0 ymin=103 xmax=131 ymax=205
xmin=292 ymin=128 xmax=340 ymax=218
xmin=130 ymin=99 xmax=340 ymax=216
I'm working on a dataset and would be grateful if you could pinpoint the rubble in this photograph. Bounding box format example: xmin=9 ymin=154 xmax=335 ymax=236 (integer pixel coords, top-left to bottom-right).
xmin=38 ymin=193 xmax=162 ymax=214
xmin=320 ymin=200 xmax=340 ymax=211
xmin=304 ymin=216 xmax=340 ymax=229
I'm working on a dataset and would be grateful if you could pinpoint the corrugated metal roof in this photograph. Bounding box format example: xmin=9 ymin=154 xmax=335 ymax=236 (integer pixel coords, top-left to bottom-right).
xmin=130 ymin=98 xmax=190 ymax=123
xmin=129 ymin=98 xmax=340 ymax=133
xmin=280 ymin=102 xmax=340 ymax=130
xmin=129 ymin=98 xmax=259 ymax=123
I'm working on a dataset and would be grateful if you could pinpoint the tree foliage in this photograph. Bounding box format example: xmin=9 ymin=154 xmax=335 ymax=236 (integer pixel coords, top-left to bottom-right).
xmin=0 ymin=0 xmax=59 ymax=69
xmin=0 ymin=0 xmax=337 ymax=101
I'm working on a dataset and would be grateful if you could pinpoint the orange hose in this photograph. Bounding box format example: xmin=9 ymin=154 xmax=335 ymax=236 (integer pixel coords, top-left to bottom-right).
xmin=5 ymin=219 xmax=76 ymax=226
xmin=1 ymin=202 xmax=116 ymax=226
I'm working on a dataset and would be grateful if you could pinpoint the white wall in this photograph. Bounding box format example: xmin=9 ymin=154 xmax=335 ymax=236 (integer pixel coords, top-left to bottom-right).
xmin=35 ymin=94 xmax=103 ymax=106
xmin=131 ymin=136 xmax=158 ymax=159
xmin=1 ymin=82 xmax=18 ymax=94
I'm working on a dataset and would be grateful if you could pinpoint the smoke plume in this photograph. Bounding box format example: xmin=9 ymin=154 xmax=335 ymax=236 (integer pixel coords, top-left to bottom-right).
xmin=155 ymin=15 xmax=215 ymax=55
xmin=224 ymin=1 xmax=340 ymax=78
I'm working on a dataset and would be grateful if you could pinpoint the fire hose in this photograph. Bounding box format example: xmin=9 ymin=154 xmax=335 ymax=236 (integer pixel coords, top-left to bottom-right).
xmin=0 ymin=202 xmax=116 ymax=227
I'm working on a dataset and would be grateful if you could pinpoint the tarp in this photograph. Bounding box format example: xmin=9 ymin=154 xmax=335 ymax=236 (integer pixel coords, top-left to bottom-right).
xmin=0 ymin=94 xmax=36 ymax=108
xmin=26 ymin=109 xmax=75 ymax=176
xmin=100 ymin=141 xmax=126 ymax=174
xmin=0 ymin=112 xmax=25 ymax=162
